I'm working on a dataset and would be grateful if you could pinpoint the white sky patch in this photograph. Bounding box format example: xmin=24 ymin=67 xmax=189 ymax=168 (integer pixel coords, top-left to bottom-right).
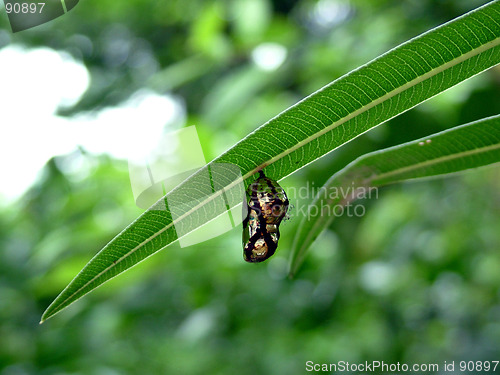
xmin=359 ymin=261 xmax=396 ymax=295
xmin=72 ymin=90 xmax=184 ymax=162
xmin=0 ymin=45 xmax=89 ymax=114
xmin=251 ymin=42 xmax=287 ymax=71
xmin=0 ymin=45 xmax=184 ymax=203
xmin=312 ymin=0 xmax=351 ymax=28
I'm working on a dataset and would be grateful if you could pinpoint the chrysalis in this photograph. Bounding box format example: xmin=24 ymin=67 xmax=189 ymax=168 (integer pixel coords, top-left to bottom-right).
xmin=242 ymin=171 xmax=289 ymax=262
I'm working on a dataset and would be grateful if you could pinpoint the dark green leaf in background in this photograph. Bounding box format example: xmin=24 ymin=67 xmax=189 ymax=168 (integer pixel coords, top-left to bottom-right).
xmin=289 ymin=115 xmax=500 ymax=277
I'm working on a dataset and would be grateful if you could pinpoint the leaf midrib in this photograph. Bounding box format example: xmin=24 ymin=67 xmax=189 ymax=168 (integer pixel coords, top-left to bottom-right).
xmin=262 ymin=37 xmax=500 ymax=170
xmin=373 ymin=142 xmax=500 ymax=182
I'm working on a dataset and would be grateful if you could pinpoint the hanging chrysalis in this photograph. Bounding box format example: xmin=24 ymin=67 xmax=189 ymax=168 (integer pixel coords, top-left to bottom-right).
xmin=242 ymin=171 xmax=289 ymax=262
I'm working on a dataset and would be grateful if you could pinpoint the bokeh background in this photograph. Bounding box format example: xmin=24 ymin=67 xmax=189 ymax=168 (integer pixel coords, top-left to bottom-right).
xmin=1 ymin=0 xmax=500 ymax=374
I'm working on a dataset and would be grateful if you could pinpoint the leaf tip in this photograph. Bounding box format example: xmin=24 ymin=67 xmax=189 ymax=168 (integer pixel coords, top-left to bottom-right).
xmin=40 ymin=308 xmax=53 ymax=324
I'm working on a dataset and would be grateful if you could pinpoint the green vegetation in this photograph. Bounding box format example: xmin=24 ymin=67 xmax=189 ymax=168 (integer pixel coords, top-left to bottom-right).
xmin=1 ymin=1 xmax=499 ymax=374
xmin=42 ymin=0 xmax=500 ymax=323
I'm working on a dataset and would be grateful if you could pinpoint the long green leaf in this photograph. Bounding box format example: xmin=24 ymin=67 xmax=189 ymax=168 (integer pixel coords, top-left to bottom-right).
xmin=288 ymin=115 xmax=500 ymax=278
xmin=41 ymin=1 xmax=500 ymax=322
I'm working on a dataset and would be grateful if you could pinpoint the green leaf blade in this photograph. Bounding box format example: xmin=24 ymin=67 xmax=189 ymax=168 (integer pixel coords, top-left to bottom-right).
xmin=288 ymin=115 xmax=500 ymax=278
xmin=42 ymin=1 xmax=500 ymax=322
xmin=40 ymin=208 xmax=175 ymax=323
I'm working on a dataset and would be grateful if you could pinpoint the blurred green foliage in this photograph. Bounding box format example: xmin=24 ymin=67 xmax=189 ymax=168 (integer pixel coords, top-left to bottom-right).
xmin=1 ymin=0 xmax=499 ymax=374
